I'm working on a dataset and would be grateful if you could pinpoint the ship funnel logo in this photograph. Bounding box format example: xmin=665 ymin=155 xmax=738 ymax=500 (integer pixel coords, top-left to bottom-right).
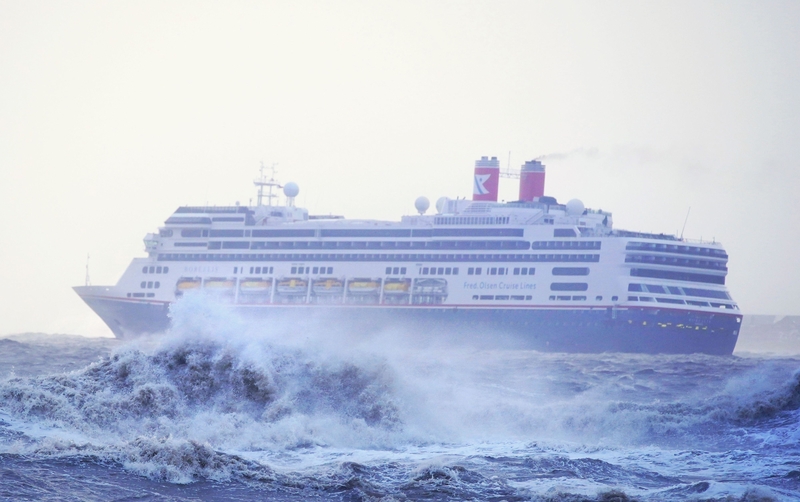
xmin=474 ymin=174 xmax=491 ymax=195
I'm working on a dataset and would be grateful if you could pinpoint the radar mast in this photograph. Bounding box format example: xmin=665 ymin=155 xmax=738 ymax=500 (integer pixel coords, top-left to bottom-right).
xmin=254 ymin=162 xmax=282 ymax=206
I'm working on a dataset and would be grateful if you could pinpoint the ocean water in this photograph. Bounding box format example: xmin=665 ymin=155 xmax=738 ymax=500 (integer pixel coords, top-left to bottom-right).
xmin=1 ymin=297 xmax=799 ymax=501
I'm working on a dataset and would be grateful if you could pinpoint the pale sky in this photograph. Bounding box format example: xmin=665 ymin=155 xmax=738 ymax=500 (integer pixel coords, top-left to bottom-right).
xmin=1 ymin=1 xmax=798 ymax=337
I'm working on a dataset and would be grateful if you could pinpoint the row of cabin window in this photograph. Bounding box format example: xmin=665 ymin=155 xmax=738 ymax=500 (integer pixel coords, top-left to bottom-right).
xmin=435 ymin=216 xmax=510 ymax=225
xmin=158 ymin=253 xmax=600 ymax=263
xmin=290 ymin=266 xmax=335 ymax=274
xmin=175 ymin=228 xmax=526 ymax=238
xmin=626 ymin=296 xmax=737 ymax=309
xmin=250 ymin=266 xmax=409 ymax=276
xmin=531 ymin=241 xmax=601 ymax=249
xmin=467 ymin=267 xmax=511 ymax=276
xmin=626 ymin=241 xmax=728 ymax=258
xmin=127 ymin=292 xmax=155 ymax=298
xmin=419 ymin=267 xmax=459 ymax=276
xmin=177 ymin=237 xmax=602 ymax=250
xmin=473 ymin=295 xmax=533 ymax=301
xmin=142 ymin=266 xmax=169 ymax=274
xmin=627 ymin=283 xmax=731 ymax=300
xmin=210 ymin=240 xmax=532 ymax=250
xmin=249 ymin=266 xmax=275 ymax=274
xmin=140 ymin=281 xmax=160 ymax=289
xmin=549 ymin=295 xmax=618 ymax=301
xmin=629 ymin=268 xmax=725 ymax=285
xmin=170 ymin=226 xmax=599 ymax=240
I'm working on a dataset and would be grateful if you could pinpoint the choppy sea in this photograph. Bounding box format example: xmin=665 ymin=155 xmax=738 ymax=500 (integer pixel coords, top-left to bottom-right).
xmin=2 ymin=297 xmax=799 ymax=501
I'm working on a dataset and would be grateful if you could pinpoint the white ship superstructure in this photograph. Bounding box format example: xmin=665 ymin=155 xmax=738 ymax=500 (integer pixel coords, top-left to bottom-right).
xmin=75 ymin=158 xmax=741 ymax=354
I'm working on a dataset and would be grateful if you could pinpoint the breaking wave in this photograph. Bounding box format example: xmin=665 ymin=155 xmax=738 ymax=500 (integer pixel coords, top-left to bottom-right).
xmin=0 ymin=338 xmax=403 ymax=459
xmin=1 ymin=295 xmax=799 ymax=499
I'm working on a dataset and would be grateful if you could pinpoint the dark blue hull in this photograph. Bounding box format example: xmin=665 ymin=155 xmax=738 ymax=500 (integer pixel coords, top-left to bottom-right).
xmin=77 ymin=295 xmax=741 ymax=355
xmin=78 ymin=296 xmax=171 ymax=338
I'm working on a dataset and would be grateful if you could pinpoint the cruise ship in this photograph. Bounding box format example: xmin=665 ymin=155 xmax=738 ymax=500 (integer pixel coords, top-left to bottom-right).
xmin=74 ymin=158 xmax=742 ymax=354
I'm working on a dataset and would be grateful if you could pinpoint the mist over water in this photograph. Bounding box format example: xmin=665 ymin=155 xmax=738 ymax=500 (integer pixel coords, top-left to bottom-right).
xmin=1 ymin=295 xmax=799 ymax=501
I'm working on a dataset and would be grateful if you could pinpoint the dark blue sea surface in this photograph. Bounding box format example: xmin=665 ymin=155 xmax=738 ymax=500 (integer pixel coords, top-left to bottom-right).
xmin=1 ymin=298 xmax=799 ymax=501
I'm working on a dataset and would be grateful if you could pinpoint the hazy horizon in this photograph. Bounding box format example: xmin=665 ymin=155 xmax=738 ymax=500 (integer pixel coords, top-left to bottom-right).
xmin=2 ymin=1 xmax=799 ymax=336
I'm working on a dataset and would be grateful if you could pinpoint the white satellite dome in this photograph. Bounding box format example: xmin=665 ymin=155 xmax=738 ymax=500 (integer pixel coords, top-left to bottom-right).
xmin=283 ymin=182 xmax=299 ymax=198
xmin=435 ymin=197 xmax=448 ymax=214
xmin=565 ymin=198 xmax=585 ymax=216
xmin=415 ymin=196 xmax=430 ymax=215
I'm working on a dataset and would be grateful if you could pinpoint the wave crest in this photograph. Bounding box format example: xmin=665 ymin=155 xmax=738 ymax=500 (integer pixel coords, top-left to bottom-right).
xmin=0 ymin=336 xmax=402 ymax=449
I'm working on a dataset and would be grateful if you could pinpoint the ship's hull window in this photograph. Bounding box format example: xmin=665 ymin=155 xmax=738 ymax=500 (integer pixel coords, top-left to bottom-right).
xmin=550 ymin=282 xmax=589 ymax=291
xmin=552 ymin=267 xmax=590 ymax=276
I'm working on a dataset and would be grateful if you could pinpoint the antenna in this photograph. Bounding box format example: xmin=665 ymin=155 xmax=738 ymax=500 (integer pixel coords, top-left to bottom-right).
xmin=680 ymin=207 xmax=691 ymax=239
xmin=500 ymin=151 xmax=521 ymax=179
xmin=85 ymin=254 xmax=91 ymax=286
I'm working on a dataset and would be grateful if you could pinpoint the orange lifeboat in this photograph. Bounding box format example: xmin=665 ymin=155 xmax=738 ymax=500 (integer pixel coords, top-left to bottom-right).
xmin=277 ymin=278 xmax=308 ymax=295
xmin=313 ymin=278 xmax=344 ymax=295
xmin=347 ymin=279 xmax=381 ymax=295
